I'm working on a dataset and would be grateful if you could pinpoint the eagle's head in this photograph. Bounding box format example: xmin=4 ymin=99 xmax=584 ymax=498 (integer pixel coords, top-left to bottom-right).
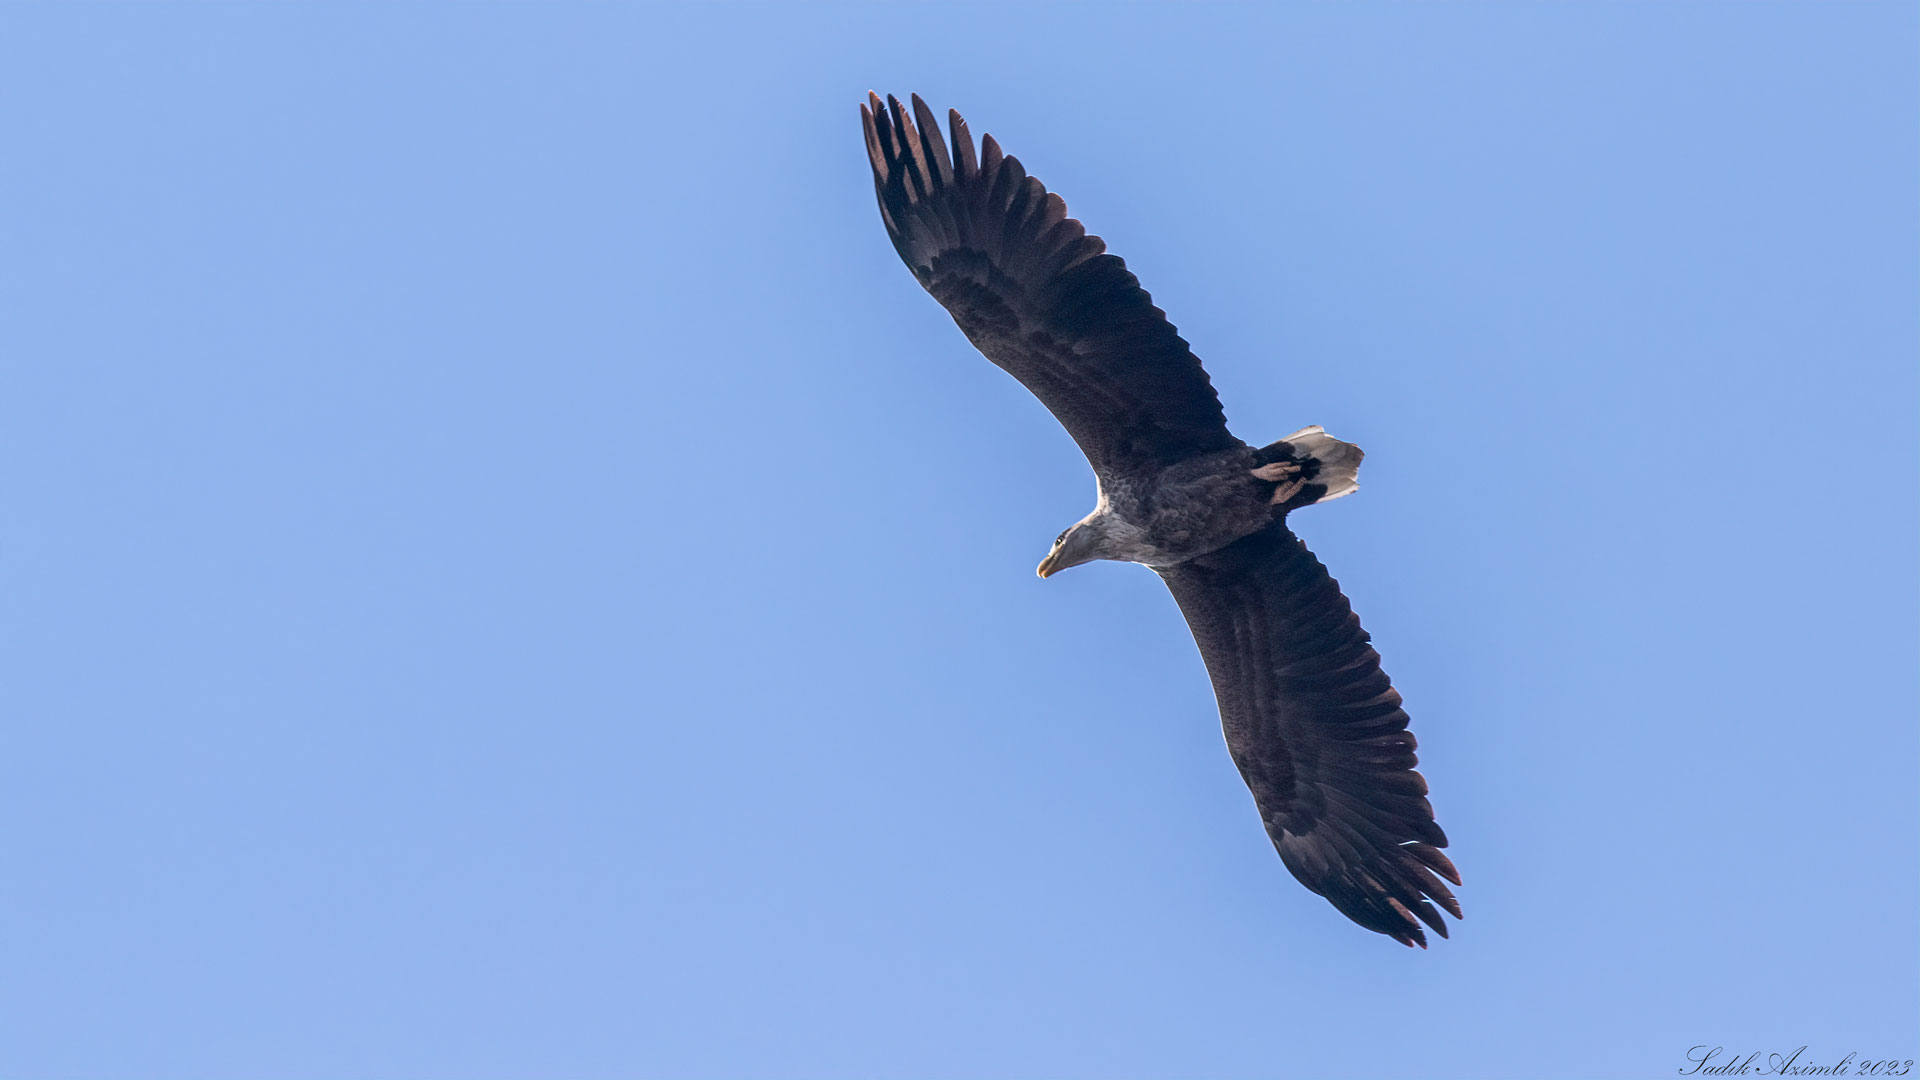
xmin=1035 ymin=513 xmax=1119 ymax=579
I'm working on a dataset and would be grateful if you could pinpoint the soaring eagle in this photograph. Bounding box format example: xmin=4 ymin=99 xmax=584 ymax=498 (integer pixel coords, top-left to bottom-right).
xmin=861 ymin=94 xmax=1461 ymax=947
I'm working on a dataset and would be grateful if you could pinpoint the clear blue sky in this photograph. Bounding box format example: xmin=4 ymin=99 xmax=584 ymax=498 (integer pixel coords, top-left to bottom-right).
xmin=3 ymin=5 xmax=1914 ymax=1078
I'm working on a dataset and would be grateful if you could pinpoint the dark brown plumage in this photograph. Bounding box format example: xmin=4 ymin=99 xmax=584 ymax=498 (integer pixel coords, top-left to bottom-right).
xmin=862 ymin=92 xmax=1238 ymax=479
xmin=1160 ymin=526 xmax=1462 ymax=944
xmin=862 ymin=93 xmax=1460 ymax=947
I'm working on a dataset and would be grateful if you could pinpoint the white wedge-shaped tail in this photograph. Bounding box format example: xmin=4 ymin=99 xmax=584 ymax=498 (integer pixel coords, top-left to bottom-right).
xmin=1263 ymin=425 xmax=1363 ymax=506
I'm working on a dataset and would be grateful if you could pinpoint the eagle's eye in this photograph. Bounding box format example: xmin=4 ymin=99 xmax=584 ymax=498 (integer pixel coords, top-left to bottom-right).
xmin=1054 ymin=531 xmax=1070 ymax=548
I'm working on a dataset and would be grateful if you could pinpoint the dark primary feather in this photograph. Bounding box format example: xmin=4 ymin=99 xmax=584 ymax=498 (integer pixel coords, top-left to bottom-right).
xmin=1158 ymin=523 xmax=1461 ymax=947
xmin=861 ymin=93 xmax=1240 ymax=479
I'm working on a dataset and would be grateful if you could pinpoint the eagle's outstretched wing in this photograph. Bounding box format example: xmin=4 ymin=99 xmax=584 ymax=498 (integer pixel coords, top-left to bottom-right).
xmin=1158 ymin=523 xmax=1463 ymax=947
xmin=862 ymin=93 xmax=1241 ymax=479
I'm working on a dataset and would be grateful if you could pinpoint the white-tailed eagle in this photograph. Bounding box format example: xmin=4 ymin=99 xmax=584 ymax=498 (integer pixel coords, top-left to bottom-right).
xmin=862 ymin=94 xmax=1461 ymax=947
